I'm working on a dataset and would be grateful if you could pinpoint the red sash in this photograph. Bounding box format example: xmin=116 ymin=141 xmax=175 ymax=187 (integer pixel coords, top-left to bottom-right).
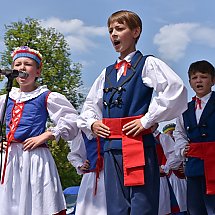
xmin=103 ymin=115 xmax=152 ymax=186
xmin=187 ymin=142 xmax=215 ymax=194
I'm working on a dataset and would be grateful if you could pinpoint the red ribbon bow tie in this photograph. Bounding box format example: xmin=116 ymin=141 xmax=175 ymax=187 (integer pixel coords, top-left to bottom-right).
xmin=192 ymin=96 xmax=202 ymax=110
xmin=115 ymin=60 xmax=131 ymax=76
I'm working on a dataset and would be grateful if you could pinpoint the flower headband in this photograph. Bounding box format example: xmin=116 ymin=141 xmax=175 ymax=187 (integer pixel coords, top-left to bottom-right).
xmin=11 ymin=46 xmax=42 ymax=66
xmin=162 ymin=123 xmax=176 ymax=134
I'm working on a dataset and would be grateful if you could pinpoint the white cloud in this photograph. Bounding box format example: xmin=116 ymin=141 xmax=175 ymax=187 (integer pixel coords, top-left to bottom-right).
xmin=193 ymin=27 xmax=215 ymax=48
xmin=40 ymin=17 xmax=107 ymax=53
xmin=65 ymin=35 xmax=95 ymax=52
xmin=153 ymin=23 xmax=215 ymax=62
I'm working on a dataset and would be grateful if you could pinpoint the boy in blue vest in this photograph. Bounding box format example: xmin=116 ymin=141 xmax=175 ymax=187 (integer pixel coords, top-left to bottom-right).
xmin=77 ymin=10 xmax=187 ymax=215
xmin=174 ymin=60 xmax=215 ymax=214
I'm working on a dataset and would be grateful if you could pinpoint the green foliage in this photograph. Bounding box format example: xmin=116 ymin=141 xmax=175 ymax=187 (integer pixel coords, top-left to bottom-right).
xmin=0 ymin=17 xmax=84 ymax=109
xmin=0 ymin=17 xmax=85 ymax=188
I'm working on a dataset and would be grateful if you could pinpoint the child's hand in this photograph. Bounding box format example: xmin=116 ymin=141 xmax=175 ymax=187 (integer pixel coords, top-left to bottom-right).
xmin=23 ymin=136 xmax=44 ymax=151
xmin=79 ymin=160 xmax=90 ymax=172
xmin=184 ymin=143 xmax=190 ymax=157
xmin=159 ymin=166 xmax=165 ymax=174
xmin=0 ymin=141 xmax=7 ymax=152
xmin=177 ymin=164 xmax=185 ymax=174
xmin=122 ymin=119 xmax=145 ymax=137
xmin=92 ymin=120 xmax=110 ymax=138
xmin=23 ymin=131 xmax=54 ymax=151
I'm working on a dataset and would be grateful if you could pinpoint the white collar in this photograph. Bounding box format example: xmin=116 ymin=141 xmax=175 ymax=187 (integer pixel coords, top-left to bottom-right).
xmin=196 ymin=92 xmax=212 ymax=104
xmin=9 ymin=85 xmax=49 ymax=103
xmin=117 ymin=51 xmax=137 ymax=63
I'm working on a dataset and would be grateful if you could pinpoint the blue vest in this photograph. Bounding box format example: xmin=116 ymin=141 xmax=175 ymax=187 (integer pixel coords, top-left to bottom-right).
xmin=6 ymin=91 xmax=50 ymax=142
xmin=183 ymin=91 xmax=215 ymax=177
xmin=102 ymin=51 xmax=155 ymax=150
xmin=82 ymin=132 xmax=104 ymax=172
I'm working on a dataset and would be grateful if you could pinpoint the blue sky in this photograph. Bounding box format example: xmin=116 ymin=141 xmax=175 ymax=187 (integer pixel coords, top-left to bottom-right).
xmin=1 ymin=0 xmax=215 ymax=127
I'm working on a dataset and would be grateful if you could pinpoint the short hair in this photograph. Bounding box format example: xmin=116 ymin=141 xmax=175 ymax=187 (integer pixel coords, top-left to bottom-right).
xmin=107 ymin=10 xmax=142 ymax=42
xmin=188 ymin=60 xmax=215 ymax=79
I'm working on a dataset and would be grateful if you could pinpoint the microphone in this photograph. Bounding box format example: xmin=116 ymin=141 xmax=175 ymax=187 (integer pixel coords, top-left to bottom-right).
xmin=0 ymin=69 xmax=29 ymax=79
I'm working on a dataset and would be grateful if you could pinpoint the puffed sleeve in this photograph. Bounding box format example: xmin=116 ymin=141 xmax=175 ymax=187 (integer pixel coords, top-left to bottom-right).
xmin=160 ymin=133 xmax=183 ymax=173
xmin=47 ymin=92 xmax=78 ymax=141
xmin=77 ymin=69 xmax=105 ymax=139
xmin=174 ymin=115 xmax=189 ymax=158
xmin=67 ymin=130 xmax=87 ymax=175
xmin=140 ymin=56 xmax=188 ymax=129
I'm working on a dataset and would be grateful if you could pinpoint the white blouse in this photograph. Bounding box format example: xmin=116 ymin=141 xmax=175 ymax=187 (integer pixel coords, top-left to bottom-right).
xmin=0 ymin=85 xmax=78 ymax=141
xmin=67 ymin=131 xmax=87 ymax=175
xmin=153 ymin=130 xmax=182 ymax=173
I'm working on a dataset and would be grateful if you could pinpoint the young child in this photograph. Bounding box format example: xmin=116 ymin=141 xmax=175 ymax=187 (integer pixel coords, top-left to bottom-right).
xmin=0 ymin=46 xmax=79 ymax=215
xmin=77 ymin=10 xmax=187 ymax=215
xmin=163 ymin=123 xmax=187 ymax=214
xmin=67 ymin=131 xmax=107 ymax=215
xmin=174 ymin=60 xmax=215 ymax=214
xmin=163 ymin=123 xmax=176 ymax=140
xmin=151 ymin=123 xmax=180 ymax=215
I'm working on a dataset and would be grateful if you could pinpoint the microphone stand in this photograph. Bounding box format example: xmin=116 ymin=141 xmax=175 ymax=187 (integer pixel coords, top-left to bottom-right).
xmin=0 ymin=73 xmax=15 ymax=180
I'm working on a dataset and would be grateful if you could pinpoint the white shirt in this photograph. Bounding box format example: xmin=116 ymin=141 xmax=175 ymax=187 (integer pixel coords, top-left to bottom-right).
xmin=77 ymin=51 xmax=188 ymax=139
xmin=0 ymin=85 xmax=79 ymax=141
xmin=195 ymin=93 xmax=211 ymax=123
xmin=174 ymin=92 xmax=212 ymax=158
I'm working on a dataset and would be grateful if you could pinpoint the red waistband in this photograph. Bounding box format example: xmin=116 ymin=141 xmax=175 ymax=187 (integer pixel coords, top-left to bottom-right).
xmin=187 ymin=142 xmax=215 ymax=194
xmin=103 ymin=115 xmax=152 ymax=186
xmin=103 ymin=115 xmax=152 ymax=139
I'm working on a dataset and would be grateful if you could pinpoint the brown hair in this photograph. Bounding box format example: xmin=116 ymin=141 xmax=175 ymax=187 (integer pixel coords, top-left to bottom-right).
xmin=107 ymin=10 xmax=142 ymax=42
xmin=188 ymin=60 xmax=215 ymax=79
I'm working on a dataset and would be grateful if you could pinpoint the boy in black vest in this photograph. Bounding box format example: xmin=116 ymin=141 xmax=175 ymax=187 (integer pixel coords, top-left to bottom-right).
xmin=174 ymin=60 xmax=215 ymax=214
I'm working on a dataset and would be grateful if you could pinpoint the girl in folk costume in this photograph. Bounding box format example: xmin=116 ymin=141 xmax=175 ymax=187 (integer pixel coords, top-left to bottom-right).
xmin=163 ymin=123 xmax=187 ymax=214
xmin=67 ymin=131 xmax=107 ymax=215
xmin=151 ymin=123 xmax=181 ymax=215
xmin=0 ymin=46 xmax=78 ymax=215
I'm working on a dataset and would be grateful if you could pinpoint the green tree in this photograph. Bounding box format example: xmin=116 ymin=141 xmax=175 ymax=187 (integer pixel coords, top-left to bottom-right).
xmin=0 ymin=17 xmax=84 ymax=109
xmin=0 ymin=17 xmax=84 ymax=188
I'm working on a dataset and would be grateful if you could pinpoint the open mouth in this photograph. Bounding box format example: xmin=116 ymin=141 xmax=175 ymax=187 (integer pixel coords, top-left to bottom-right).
xmin=196 ymin=84 xmax=203 ymax=89
xmin=113 ymin=40 xmax=120 ymax=46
